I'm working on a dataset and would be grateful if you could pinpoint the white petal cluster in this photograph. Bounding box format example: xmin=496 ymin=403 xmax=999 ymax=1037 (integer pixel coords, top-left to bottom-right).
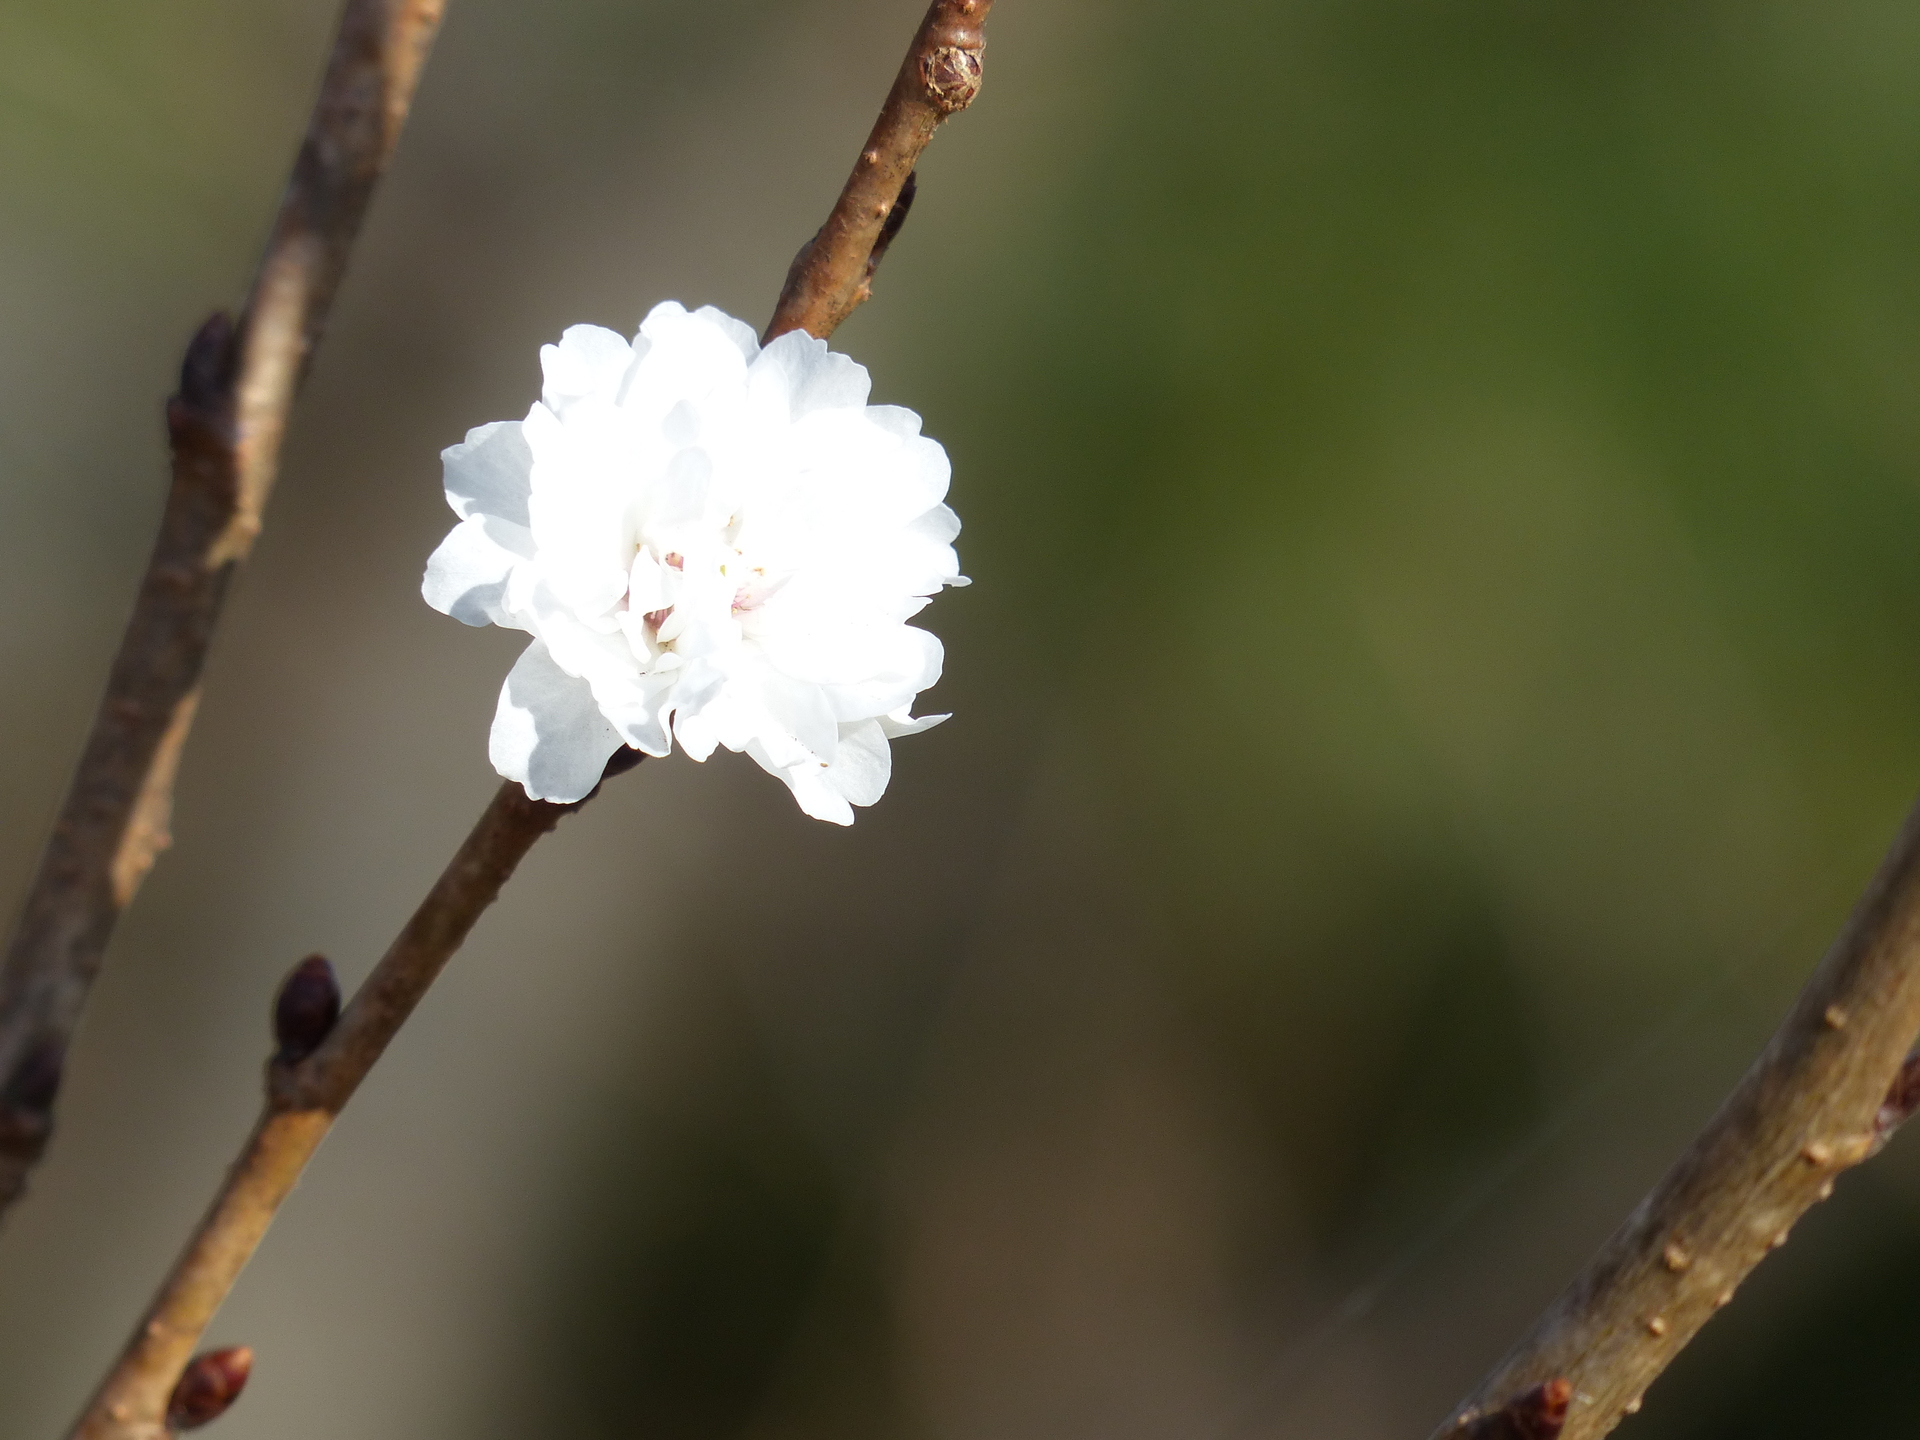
xmin=423 ymin=302 xmax=966 ymax=822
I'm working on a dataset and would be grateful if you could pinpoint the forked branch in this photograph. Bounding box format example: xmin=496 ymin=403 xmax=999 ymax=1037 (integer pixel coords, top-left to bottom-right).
xmin=1432 ymin=794 xmax=1920 ymax=1439
xmin=0 ymin=0 xmax=447 ymax=1219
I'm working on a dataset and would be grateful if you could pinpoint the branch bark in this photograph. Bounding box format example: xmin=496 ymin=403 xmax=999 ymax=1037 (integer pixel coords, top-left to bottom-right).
xmin=0 ymin=0 xmax=446 ymax=1219
xmin=63 ymin=2 xmax=999 ymax=1430
xmin=1432 ymin=794 xmax=1920 ymax=1439
xmin=763 ymin=0 xmax=994 ymax=343
xmin=67 ymin=778 xmax=604 ymax=1440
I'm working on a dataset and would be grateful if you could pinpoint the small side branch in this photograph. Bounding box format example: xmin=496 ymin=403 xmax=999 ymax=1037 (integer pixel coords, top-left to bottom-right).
xmin=0 ymin=0 xmax=446 ymax=1219
xmin=67 ymin=779 xmax=603 ymax=1440
xmin=1431 ymin=795 xmax=1920 ymax=1439
xmin=763 ymin=0 xmax=995 ymax=343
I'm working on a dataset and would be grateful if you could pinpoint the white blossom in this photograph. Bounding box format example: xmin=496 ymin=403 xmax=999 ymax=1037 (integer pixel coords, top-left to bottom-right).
xmin=423 ymin=302 xmax=966 ymax=823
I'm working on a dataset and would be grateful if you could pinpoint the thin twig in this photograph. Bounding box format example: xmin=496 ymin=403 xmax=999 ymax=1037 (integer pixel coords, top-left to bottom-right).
xmin=0 ymin=0 xmax=446 ymax=1218
xmin=1431 ymin=794 xmax=1920 ymax=1439
xmin=68 ymin=778 xmax=605 ymax=1440
xmin=763 ymin=0 xmax=994 ymax=342
xmin=65 ymin=2 xmax=997 ymax=1428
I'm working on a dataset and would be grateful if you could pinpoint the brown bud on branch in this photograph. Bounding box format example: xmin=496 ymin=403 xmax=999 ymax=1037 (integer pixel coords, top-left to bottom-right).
xmin=66 ymin=1 xmax=978 ymax=1434
xmin=165 ymin=1346 xmax=252 ymax=1432
xmin=1436 ymin=795 xmax=1920 ymax=1437
xmin=1870 ymin=1048 xmax=1920 ymax=1153
xmin=922 ymin=45 xmax=984 ymax=112
xmin=1445 ymin=1379 xmax=1573 ymax=1440
xmin=0 ymin=0 xmax=448 ymax=1226
xmin=271 ymin=956 xmax=340 ymax=1066
xmin=0 ymin=1038 xmax=65 ymax=1163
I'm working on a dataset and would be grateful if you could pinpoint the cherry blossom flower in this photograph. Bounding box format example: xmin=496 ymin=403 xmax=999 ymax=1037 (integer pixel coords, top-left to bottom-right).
xmin=423 ymin=302 xmax=966 ymax=823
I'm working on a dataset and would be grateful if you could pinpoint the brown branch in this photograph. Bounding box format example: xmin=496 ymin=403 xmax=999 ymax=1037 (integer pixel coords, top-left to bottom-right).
xmin=0 ymin=0 xmax=446 ymax=1219
xmin=67 ymin=777 xmax=613 ymax=1440
xmin=1430 ymin=794 xmax=1920 ymax=1439
xmin=762 ymin=0 xmax=994 ymax=343
xmin=65 ymin=0 xmax=996 ymax=1428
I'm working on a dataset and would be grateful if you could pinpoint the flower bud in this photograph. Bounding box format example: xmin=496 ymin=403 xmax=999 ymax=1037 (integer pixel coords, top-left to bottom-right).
xmin=1882 ymin=1051 xmax=1920 ymax=1127
xmin=166 ymin=1345 xmax=252 ymax=1431
xmin=272 ymin=955 xmax=340 ymax=1064
xmin=1452 ymin=1378 xmax=1571 ymax=1440
xmin=0 ymin=1039 xmax=66 ymax=1158
xmin=921 ymin=44 xmax=983 ymax=112
xmin=5 ymin=1038 xmax=64 ymax=1114
xmin=175 ymin=312 xmax=235 ymax=413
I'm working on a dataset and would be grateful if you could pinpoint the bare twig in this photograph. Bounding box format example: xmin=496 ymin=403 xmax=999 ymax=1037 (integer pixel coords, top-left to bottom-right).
xmin=68 ymin=777 xmax=611 ymax=1440
xmin=0 ymin=0 xmax=446 ymax=1218
xmin=66 ymin=0 xmax=994 ymax=1427
xmin=763 ymin=0 xmax=994 ymax=342
xmin=1431 ymin=795 xmax=1920 ymax=1439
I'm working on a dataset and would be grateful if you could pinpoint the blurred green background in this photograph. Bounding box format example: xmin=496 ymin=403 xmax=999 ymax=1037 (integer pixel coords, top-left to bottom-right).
xmin=4 ymin=0 xmax=1920 ymax=1435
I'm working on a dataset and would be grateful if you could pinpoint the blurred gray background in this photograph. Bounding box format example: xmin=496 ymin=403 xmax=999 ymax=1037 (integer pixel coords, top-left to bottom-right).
xmin=4 ymin=0 xmax=1920 ymax=1435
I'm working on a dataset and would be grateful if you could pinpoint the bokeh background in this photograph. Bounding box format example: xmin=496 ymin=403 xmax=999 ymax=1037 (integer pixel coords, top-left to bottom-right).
xmin=4 ymin=0 xmax=1920 ymax=1435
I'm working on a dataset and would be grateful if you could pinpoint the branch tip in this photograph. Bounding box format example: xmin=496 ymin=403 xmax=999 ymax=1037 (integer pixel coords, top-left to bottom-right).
xmin=764 ymin=0 xmax=997 ymax=342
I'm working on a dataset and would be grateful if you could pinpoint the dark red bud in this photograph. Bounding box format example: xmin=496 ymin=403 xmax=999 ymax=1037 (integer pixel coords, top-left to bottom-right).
xmin=0 ymin=1039 xmax=65 ymax=1158
xmin=167 ymin=1345 xmax=252 ymax=1431
xmin=1453 ymin=1379 xmax=1573 ymax=1440
xmin=6 ymin=1038 xmax=64 ymax=1113
xmin=1876 ymin=1051 xmax=1920 ymax=1147
xmin=272 ymin=955 xmax=339 ymax=1064
xmin=175 ymin=312 xmax=235 ymax=412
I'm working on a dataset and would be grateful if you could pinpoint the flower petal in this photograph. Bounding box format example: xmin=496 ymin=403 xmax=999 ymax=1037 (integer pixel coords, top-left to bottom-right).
xmin=423 ymin=514 xmax=533 ymax=627
xmin=489 ymin=640 xmax=624 ymax=803
xmin=877 ymin=707 xmax=948 ymax=739
xmin=442 ymin=421 xmax=532 ymax=527
xmin=745 ymin=738 xmax=855 ymax=825
xmin=432 ymin=305 xmax=962 ymax=823
xmin=755 ymin=330 xmax=873 ymax=416
xmin=692 ymin=305 xmax=761 ymax=364
xmin=541 ymin=325 xmax=633 ymax=415
xmin=823 ymin=718 xmax=891 ymax=806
